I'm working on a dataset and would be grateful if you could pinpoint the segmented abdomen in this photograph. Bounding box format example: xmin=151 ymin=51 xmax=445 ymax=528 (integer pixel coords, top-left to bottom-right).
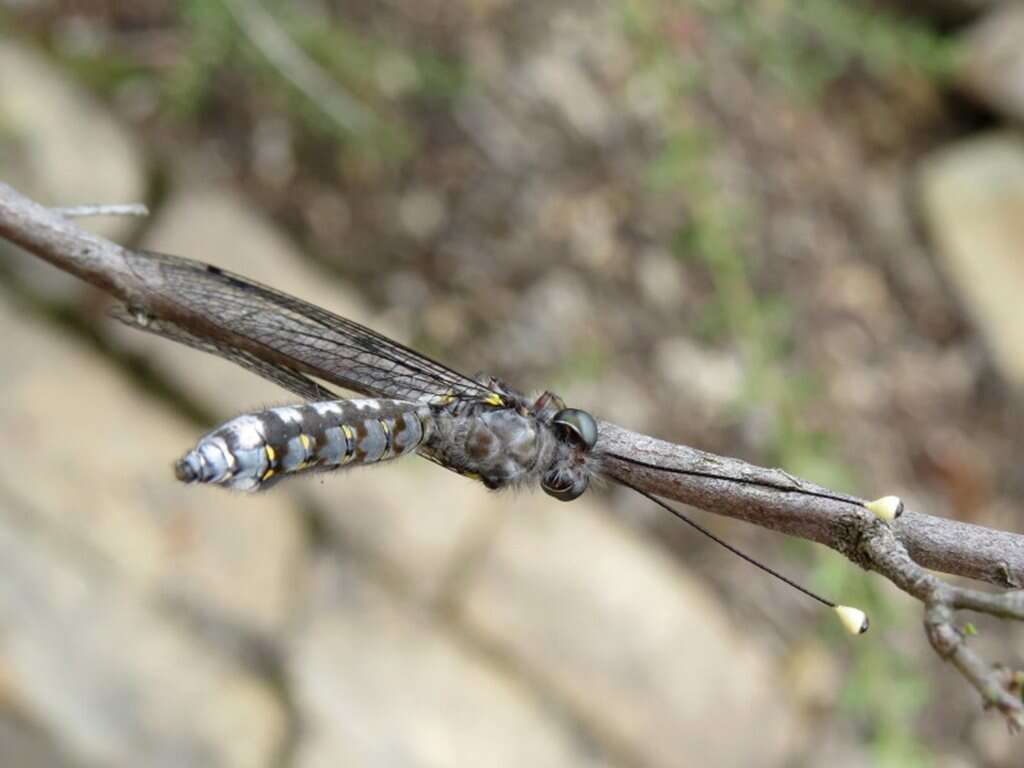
xmin=176 ymin=399 xmax=431 ymax=491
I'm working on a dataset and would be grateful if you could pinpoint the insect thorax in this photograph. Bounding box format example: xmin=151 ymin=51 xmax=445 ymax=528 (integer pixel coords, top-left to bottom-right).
xmin=420 ymin=381 xmax=597 ymax=495
xmin=421 ymin=407 xmax=556 ymax=489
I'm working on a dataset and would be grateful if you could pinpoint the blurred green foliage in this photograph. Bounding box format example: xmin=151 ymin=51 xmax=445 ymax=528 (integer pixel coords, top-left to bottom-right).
xmin=167 ymin=0 xmax=238 ymax=118
xmin=624 ymin=0 xmax=957 ymax=95
xmin=720 ymin=0 xmax=959 ymax=95
xmin=626 ymin=2 xmax=944 ymax=762
xmin=816 ymin=561 xmax=934 ymax=768
xmin=48 ymin=0 xmax=465 ymax=170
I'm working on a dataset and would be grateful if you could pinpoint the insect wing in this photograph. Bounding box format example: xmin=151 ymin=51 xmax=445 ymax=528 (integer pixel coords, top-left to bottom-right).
xmin=122 ymin=249 xmax=498 ymax=404
xmin=110 ymin=305 xmax=337 ymax=402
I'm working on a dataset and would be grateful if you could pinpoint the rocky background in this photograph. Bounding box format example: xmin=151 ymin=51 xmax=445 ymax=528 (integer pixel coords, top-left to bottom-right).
xmin=1 ymin=1 xmax=1024 ymax=766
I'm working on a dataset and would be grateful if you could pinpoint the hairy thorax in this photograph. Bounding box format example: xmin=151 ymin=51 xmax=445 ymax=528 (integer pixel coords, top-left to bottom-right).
xmin=421 ymin=406 xmax=559 ymax=490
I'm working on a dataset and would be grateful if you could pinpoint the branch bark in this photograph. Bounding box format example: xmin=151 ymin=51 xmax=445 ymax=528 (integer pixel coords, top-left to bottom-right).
xmin=1 ymin=180 xmax=1022 ymax=728
xmin=597 ymin=422 xmax=1024 ymax=588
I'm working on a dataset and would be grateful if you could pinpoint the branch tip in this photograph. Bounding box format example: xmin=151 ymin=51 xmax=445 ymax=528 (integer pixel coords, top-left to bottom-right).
xmin=52 ymin=203 xmax=150 ymax=219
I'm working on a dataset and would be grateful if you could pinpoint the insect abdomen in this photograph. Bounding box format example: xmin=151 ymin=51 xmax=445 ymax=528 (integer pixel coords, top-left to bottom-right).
xmin=176 ymin=399 xmax=430 ymax=491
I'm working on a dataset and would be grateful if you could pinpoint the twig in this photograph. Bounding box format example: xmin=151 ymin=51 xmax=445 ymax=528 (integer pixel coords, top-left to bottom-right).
xmin=52 ymin=204 xmax=150 ymax=219
xmin=51 ymin=202 xmax=149 ymax=218
xmin=859 ymin=522 xmax=1024 ymax=730
xmin=1 ymin=180 xmax=1022 ymax=727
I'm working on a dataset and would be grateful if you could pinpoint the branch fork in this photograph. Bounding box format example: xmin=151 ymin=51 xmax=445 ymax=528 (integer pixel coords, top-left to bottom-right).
xmin=860 ymin=520 xmax=1024 ymax=728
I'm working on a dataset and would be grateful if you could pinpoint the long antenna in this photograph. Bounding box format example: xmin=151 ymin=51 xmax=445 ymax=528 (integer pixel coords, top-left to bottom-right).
xmin=619 ymin=480 xmax=869 ymax=635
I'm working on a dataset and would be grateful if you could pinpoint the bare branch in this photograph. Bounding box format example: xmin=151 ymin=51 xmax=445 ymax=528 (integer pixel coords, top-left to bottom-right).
xmin=859 ymin=524 xmax=1024 ymax=728
xmin=53 ymin=204 xmax=150 ymax=219
xmin=597 ymin=421 xmax=1024 ymax=588
xmin=0 ymin=183 xmax=137 ymax=297
xmin=2 ymin=179 xmax=1023 ymax=727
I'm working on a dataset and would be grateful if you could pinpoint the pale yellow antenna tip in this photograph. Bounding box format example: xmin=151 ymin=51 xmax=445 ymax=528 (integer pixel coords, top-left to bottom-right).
xmin=865 ymin=495 xmax=903 ymax=522
xmin=834 ymin=605 xmax=869 ymax=635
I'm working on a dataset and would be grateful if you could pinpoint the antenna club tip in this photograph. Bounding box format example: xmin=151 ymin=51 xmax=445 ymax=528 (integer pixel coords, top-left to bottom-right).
xmin=835 ymin=605 xmax=869 ymax=635
xmin=865 ymin=495 xmax=904 ymax=522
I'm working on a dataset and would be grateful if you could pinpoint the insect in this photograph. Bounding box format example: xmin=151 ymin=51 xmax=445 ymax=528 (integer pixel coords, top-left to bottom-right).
xmin=111 ymin=250 xmax=601 ymax=501
xmin=11 ymin=210 xmax=870 ymax=634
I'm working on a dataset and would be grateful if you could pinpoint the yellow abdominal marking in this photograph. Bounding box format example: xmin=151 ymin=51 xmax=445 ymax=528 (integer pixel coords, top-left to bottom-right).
xmin=341 ymin=425 xmax=355 ymax=463
xmin=265 ymin=444 xmax=276 ymax=464
xmin=261 ymin=468 xmax=275 ymax=482
xmin=380 ymin=419 xmax=392 ymax=457
xmin=484 ymin=393 xmax=505 ymax=407
xmin=296 ymin=434 xmax=317 ymax=471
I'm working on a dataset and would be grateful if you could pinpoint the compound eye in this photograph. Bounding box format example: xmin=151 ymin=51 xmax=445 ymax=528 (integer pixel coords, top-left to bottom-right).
xmin=551 ymin=408 xmax=598 ymax=450
xmin=541 ymin=470 xmax=589 ymax=502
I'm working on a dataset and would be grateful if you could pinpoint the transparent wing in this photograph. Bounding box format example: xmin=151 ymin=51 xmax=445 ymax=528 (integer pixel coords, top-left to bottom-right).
xmin=110 ymin=305 xmax=337 ymax=402
xmin=120 ymin=249 xmax=500 ymax=404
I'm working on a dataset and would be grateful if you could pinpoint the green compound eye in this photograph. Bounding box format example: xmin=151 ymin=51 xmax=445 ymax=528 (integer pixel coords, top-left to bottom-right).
xmin=541 ymin=469 xmax=589 ymax=502
xmin=542 ymin=409 xmax=597 ymax=502
xmin=551 ymin=408 xmax=598 ymax=450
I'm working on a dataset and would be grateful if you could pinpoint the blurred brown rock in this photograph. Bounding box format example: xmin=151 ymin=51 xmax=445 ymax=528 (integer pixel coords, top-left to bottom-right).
xmin=0 ymin=514 xmax=285 ymax=768
xmin=919 ymin=132 xmax=1024 ymax=390
xmin=959 ymin=4 xmax=1024 ymax=123
xmin=0 ymin=295 xmax=304 ymax=636
xmin=459 ymin=497 xmax=799 ymax=768
xmin=290 ymin=557 xmax=616 ymax=768
xmin=0 ymin=300 xmax=289 ymax=765
xmin=0 ymin=41 xmax=145 ymax=303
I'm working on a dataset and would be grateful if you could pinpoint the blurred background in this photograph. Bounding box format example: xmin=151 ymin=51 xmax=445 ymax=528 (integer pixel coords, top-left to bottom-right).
xmin=1 ymin=0 xmax=1023 ymax=765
